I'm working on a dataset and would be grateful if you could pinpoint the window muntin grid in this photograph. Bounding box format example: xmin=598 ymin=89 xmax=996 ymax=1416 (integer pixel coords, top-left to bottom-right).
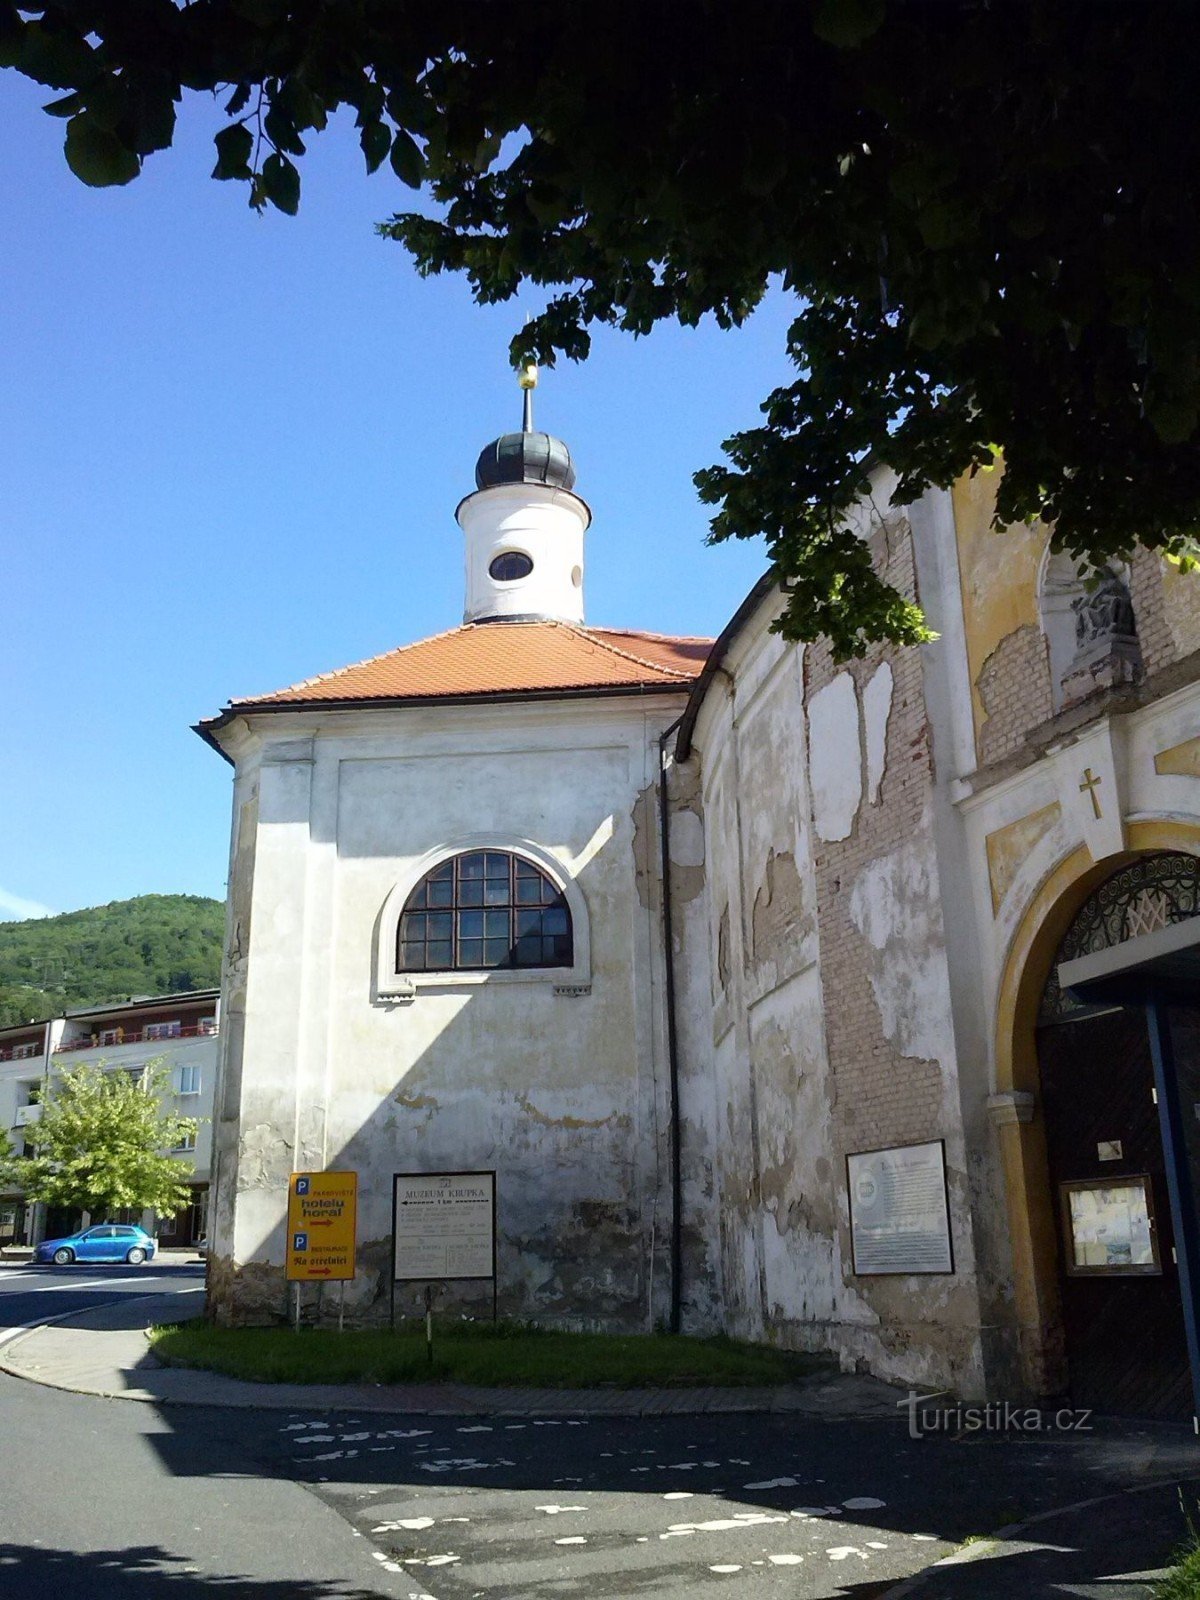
xmin=397 ymin=851 xmax=573 ymax=972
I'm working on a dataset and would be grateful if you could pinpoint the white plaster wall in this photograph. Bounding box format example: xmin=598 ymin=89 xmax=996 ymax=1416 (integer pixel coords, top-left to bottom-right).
xmin=457 ymin=482 xmax=590 ymax=624
xmin=213 ymin=694 xmax=687 ymax=1329
xmin=684 ymin=588 xmax=839 ymax=1350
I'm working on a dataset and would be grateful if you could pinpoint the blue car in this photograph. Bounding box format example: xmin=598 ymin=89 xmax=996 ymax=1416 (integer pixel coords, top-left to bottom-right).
xmin=36 ymin=1224 xmax=157 ymax=1266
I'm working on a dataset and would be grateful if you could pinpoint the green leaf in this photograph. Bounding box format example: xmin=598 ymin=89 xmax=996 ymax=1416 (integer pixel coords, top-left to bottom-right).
xmin=225 ymin=84 xmax=251 ymax=117
xmin=261 ymin=151 xmax=300 ymax=214
xmin=812 ymin=0 xmax=885 ymax=49
xmin=389 ymin=128 xmax=424 ymax=188
xmin=264 ymin=101 xmax=306 ymax=157
xmin=360 ymin=119 xmax=391 ymax=175
xmin=43 ymin=89 xmax=86 ymax=118
xmin=213 ymin=122 xmax=253 ymax=181
xmin=64 ymin=113 xmax=140 ymax=188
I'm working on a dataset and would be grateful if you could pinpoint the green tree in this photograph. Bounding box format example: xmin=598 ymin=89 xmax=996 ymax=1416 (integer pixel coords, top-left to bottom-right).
xmin=15 ymin=1061 xmax=201 ymax=1220
xmin=0 ymin=1123 xmax=18 ymax=1188
xmin=3 ymin=4 xmax=1200 ymax=652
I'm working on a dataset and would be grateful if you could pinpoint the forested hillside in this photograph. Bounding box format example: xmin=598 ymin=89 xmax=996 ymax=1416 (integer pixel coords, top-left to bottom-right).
xmin=0 ymin=896 xmax=224 ymax=1029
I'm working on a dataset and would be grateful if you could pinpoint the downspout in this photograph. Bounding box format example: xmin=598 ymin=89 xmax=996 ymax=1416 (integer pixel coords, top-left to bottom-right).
xmin=658 ymin=713 xmax=685 ymax=1335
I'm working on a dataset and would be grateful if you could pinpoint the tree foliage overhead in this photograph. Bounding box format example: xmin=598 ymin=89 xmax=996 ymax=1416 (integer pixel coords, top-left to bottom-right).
xmin=15 ymin=1061 xmax=200 ymax=1219
xmin=0 ymin=894 xmax=223 ymax=1029
xmin=4 ymin=3 xmax=1199 ymax=654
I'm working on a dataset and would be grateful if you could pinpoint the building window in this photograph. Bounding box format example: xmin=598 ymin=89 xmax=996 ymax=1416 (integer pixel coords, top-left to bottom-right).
xmin=397 ymin=850 xmax=573 ymax=973
xmin=489 ymin=550 xmax=533 ymax=581
xmin=173 ymin=1130 xmax=197 ymax=1152
xmin=177 ymin=1066 xmax=201 ymax=1097
xmin=98 ymin=1028 xmax=124 ymax=1046
xmin=145 ymin=1020 xmax=182 ymax=1041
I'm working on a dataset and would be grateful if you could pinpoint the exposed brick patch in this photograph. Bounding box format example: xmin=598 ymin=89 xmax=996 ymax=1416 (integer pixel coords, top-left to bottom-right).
xmin=976 ymin=624 xmax=1053 ymax=765
xmin=1129 ymin=545 xmax=1178 ymax=677
xmin=804 ymin=520 xmax=945 ymax=1156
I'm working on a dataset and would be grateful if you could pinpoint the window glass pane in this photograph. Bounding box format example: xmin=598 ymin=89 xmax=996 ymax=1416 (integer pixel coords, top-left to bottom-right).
xmin=427 ymin=876 xmax=453 ymax=907
xmin=398 ymin=849 xmax=572 ymax=974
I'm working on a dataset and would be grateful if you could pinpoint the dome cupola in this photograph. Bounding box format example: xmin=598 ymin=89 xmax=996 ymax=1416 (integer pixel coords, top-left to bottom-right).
xmin=457 ymin=366 xmax=591 ymax=626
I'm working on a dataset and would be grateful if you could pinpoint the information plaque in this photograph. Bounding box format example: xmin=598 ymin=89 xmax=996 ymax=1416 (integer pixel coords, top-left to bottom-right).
xmin=392 ymin=1170 xmax=496 ymax=1283
xmin=847 ymin=1140 xmax=954 ymax=1275
xmin=1060 ymin=1175 xmax=1160 ymax=1276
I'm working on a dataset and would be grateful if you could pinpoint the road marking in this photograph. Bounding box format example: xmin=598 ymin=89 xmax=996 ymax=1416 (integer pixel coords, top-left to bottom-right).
xmin=0 ymin=1284 xmax=203 ymax=1350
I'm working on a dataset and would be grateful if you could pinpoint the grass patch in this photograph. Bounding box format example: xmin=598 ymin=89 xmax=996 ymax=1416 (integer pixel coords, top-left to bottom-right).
xmin=149 ymin=1318 xmax=830 ymax=1389
xmin=1156 ymin=1543 xmax=1200 ymax=1600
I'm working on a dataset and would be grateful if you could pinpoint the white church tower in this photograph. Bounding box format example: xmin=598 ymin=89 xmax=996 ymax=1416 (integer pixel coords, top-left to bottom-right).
xmin=456 ymin=365 xmax=592 ymax=625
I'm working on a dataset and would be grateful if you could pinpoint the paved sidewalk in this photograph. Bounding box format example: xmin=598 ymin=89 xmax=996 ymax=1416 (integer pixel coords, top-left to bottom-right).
xmin=0 ymin=1290 xmax=905 ymax=1417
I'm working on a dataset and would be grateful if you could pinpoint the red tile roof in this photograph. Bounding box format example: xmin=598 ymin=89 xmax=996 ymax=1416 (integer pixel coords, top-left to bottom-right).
xmin=220 ymin=621 xmax=713 ymax=713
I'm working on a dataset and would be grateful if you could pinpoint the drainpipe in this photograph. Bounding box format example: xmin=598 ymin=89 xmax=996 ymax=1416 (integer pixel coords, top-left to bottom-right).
xmin=658 ymin=714 xmax=685 ymax=1335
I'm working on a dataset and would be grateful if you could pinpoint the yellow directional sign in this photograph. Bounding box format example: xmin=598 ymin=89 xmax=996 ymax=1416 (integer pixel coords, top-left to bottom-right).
xmin=286 ymin=1170 xmax=357 ymax=1282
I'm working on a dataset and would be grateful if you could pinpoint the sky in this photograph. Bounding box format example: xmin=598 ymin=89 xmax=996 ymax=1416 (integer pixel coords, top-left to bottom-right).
xmin=2 ymin=76 xmax=795 ymax=920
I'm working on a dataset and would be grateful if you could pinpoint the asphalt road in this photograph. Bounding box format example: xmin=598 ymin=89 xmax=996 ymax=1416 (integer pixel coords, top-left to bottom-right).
xmin=0 ymin=1259 xmax=206 ymax=1343
xmin=1 ymin=1268 xmax=1197 ymax=1599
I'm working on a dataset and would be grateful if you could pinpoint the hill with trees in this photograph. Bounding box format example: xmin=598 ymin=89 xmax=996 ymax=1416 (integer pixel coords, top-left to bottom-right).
xmin=0 ymin=895 xmax=224 ymax=1029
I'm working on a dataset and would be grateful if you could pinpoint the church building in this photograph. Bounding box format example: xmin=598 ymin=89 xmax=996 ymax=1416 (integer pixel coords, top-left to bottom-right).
xmin=199 ymin=376 xmax=1200 ymax=1420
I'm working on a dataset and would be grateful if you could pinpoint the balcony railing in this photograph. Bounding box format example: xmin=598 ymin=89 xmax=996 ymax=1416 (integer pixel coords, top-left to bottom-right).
xmin=0 ymin=1044 xmax=41 ymax=1064
xmin=14 ymin=1103 xmax=42 ymax=1126
xmin=54 ymin=1020 xmax=218 ymax=1054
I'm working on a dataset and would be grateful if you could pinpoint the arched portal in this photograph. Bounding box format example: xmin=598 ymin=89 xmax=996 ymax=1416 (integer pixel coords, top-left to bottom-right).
xmin=1034 ymin=853 xmax=1200 ymax=1416
xmin=993 ymin=825 xmax=1200 ymax=1401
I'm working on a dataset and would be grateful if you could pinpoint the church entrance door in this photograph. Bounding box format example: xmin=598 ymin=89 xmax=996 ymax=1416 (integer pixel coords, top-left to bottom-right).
xmin=1037 ymin=1005 xmax=1191 ymax=1418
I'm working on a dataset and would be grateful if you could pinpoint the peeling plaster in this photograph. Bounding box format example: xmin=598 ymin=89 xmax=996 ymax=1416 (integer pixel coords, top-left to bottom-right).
xmin=808 ymin=675 xmax=861 ymax=842
xmin=516 ymin=1094 xmax=614 ymax=1131
xmin=862 ymin=663 xmax=893 ymax=804
xmin=847 ymin=835 xmax=954 ymax=1066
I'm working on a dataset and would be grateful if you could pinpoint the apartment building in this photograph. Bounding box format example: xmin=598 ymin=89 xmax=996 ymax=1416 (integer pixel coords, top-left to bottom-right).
xmin=0 ymin=989 xmax=218 ymax=1247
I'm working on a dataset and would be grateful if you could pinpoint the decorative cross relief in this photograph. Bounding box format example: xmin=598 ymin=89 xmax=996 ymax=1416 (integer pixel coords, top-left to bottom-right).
xmin=1078 ymin=766 xmax=1103 ymax=820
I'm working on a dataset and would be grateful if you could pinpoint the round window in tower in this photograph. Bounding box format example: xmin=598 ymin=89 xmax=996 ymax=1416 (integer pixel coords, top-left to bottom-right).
xmin=489 ymin=551 xmax=534 ymax=582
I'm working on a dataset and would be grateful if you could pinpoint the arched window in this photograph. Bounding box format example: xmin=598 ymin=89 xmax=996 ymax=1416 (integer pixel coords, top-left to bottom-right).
xmin=396 ymin=849 xmax=573 ymax=972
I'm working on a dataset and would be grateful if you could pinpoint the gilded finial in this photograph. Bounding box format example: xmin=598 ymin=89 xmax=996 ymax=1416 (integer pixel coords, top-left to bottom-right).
xmin=518 ymin=361 xmax=538 ymax=432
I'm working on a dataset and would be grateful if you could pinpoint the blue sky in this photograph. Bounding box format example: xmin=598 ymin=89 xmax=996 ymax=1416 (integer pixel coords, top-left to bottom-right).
xmin=2 ymin=77 xmax=793 ymax=919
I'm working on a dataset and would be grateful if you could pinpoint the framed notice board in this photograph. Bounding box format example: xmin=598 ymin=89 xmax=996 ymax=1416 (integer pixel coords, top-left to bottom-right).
xmin=392 ymin=1170 xmax=497 ymax=1283
xmin=847 ymin=1139 xmax=954 ymax=1275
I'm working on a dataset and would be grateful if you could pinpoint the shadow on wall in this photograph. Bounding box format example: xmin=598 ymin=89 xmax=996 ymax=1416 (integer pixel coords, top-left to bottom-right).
xmin=213 ymin=824 xmax=678 ymax=1335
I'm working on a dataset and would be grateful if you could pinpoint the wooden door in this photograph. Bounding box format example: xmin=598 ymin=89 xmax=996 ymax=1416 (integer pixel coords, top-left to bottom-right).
xmin=1038 ymin=1007 xmax=1191 ymax=1418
